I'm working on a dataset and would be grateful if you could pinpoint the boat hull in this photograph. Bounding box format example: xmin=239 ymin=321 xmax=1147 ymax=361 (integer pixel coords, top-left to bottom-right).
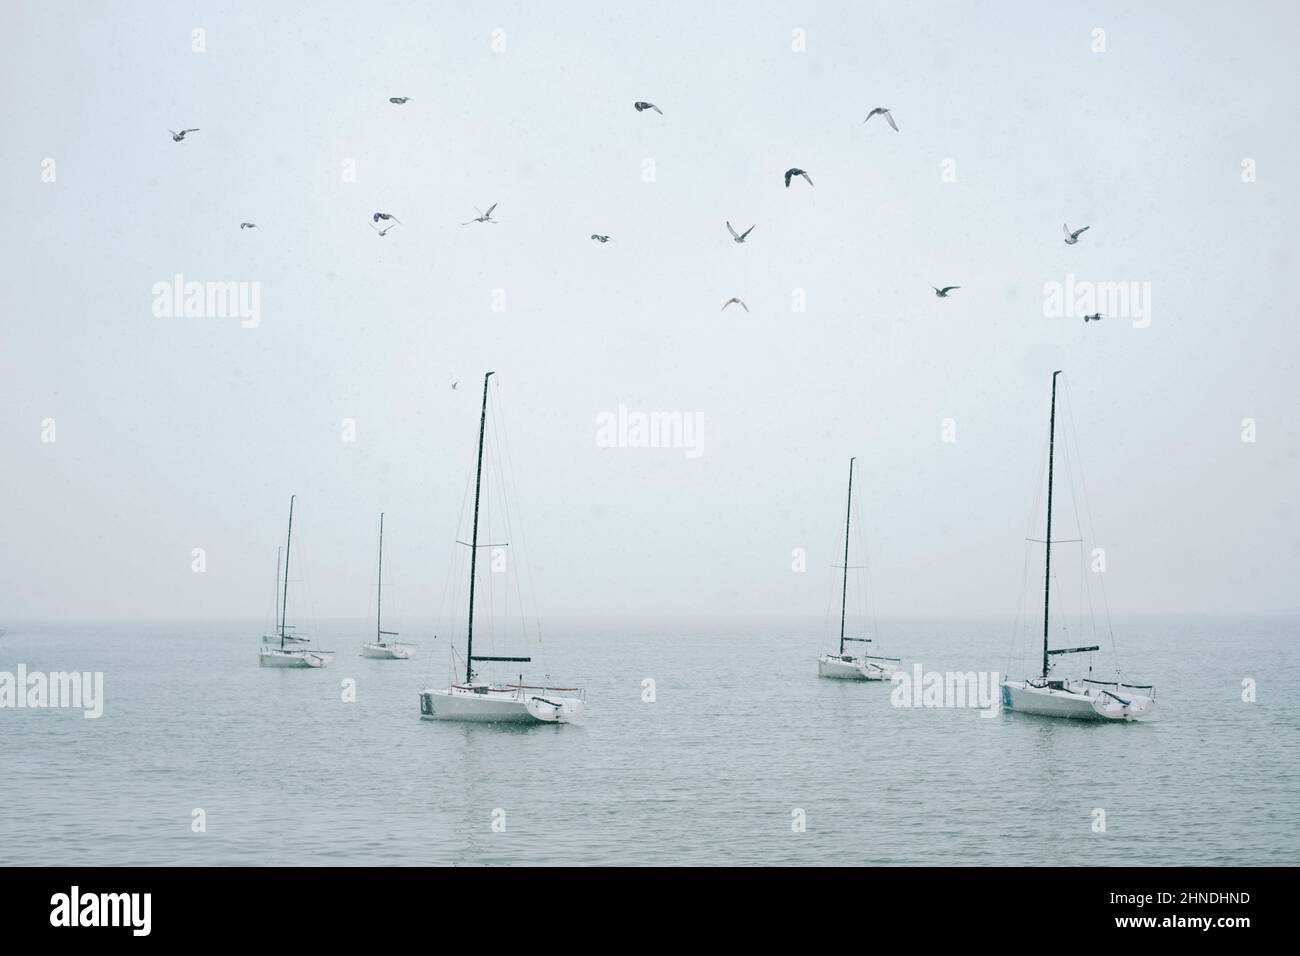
xmin=1001 ymin=679 xmax=1154 ymax=721
xmin=863 ymin=659 xmax=901 ymax=680
xmin=819 ymin=655 xmax=871 ymax=679
xmin=360 ymin=641 xmax=416 ymax=659
xmin=419 ymin=684 xmax=585 ymax=723
xmin=818 ymin=654 xmax=895 ymax=681
xmin=258 ymin=648 xmax=334 ymax=668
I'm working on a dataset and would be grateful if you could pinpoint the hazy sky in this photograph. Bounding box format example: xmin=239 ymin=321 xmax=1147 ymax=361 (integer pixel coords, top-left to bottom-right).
xmin=2 ymin=1 xmax=1297 ymax=623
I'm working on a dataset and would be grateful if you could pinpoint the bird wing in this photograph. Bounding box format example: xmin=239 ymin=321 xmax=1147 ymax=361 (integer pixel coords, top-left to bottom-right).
xmin=740 ymin=300 xmax=749 ymax=312
xmin=726 ymin=221 xmax=739 ymax=239
xmin=944 ymin=286 xmax=961 ymax=293
xmin=485 ymin=203 xmax=497 ymax=217
xmin=652 ymin=104 xmax=663 ymax=114
xmin=884 ymin=112 xmax=898 ymax=131
xmin=803 ymin=172 xmax=815 ymax=187
xmin=721 ymin=300 xmax=730 ymax=311
xmin=1076 ymin=225 xmax=1089 ymax=236
xmin=1063 ymin=223 xmax=1073 ymax=238
xmin=864 ymin=108 xmax=881 ymax=122
xmin=184 ymin=129 xmax=200 ymax=133
xmin=741 ymin=225 xmax=755 ymax=239
xmin=784 ymin=170 xmax=792 ymax=187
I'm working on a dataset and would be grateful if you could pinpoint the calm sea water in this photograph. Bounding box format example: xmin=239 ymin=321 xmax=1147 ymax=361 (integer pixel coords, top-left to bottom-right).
xmin=1 ymin=615 xmax=1296 ymax=866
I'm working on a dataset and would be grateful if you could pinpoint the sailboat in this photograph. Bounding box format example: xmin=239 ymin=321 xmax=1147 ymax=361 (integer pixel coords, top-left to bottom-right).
xmin=258 ymin=495 xmax=334 ymax=668
xmin=361 ymin=512 xmax=416 ymax=659
xmin=261 ymin=546 xmax=308 ymax=644
xmin=817 ymin=457 xmax=902 ymax=681
xmin=419 ymin=372 xmax=586 ymax=723
xmin=999 ymin=372 xmax=1155 ymax=720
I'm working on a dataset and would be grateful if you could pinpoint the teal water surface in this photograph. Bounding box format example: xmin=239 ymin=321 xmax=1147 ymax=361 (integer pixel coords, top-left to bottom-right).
xmin=0 ymin=615 xmax=1296 ymax=865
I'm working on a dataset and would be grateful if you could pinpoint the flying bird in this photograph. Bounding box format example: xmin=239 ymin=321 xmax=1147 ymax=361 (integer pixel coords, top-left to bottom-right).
xmin=591 ymin=234 xmax=611 ymax=243
xmin=1064 ymin=223 xmax=1090 ymax=245
xmin=373 ymin=212 xmax=401 ymax=224
xmin=721 ymin=297 xmax=749 ymax=313
xmin=1083 ymin=313 xmax=1103 ymax=323
xmin=389 ymin=97 xmax=411 ymax=104
xmin=239 ymin=222 xmax=257 ymax=230
xmin=634 ymin=101 xmax=663 ymax=115
xmin=933 ymin=286 xmax=960 ymax=298
xmin=451 ymin=382 xmax=458 ymax=390
xmin=462 ymin=203 xmax=498 ymax=225
xmin=784 ymin=168 xmax=814 ymax=188
xmin=726 ymin=221 xmax=755 ymax=244
xmin=168 ymin=128 xmax=199 ymax=142
xmin=863 ymin=108 xmax=898 ymax=131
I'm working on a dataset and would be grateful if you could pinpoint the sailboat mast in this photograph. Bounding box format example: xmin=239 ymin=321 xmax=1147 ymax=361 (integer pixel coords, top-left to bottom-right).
xmin=839 ymin=457 xmax=856 ymax=656
xmin=465 ymin=372 xmax=494 ymax=683
xmin=281 ymin=495 xmax=295 ymax=650
xmin=376 ymin=512 xmax=384 ymax=643
xmin=1042 ymin=372 xmax=1061 ymax=678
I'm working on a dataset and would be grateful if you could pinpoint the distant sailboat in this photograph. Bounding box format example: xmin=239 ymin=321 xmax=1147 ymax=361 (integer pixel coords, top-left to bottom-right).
xmin=999 ymin=372 xmax=1155 ymax=720
xmin=258 ymin=495 xmax=334 ymax=668
xmin=817 ymin=457 xmax=901 ymax=681
xmin=262 ymin=546 xmax=308 ymax=644
xmin=361 ymin=513 xmax=416 ymax=659
xmin=419 ymin=373 xmax=586 ymax=723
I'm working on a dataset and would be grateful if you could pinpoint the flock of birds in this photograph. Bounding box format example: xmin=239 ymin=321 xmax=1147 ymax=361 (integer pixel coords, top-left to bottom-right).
xmin=166 ymin=98 xmax=1099 ymax=323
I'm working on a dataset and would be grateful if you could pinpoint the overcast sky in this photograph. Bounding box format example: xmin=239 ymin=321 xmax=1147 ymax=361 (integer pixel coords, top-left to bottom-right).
xmin=2 ymin=1 xmax=1297 ymax=623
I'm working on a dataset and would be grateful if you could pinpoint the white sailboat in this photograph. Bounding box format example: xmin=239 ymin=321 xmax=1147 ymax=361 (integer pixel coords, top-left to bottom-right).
xmin=1000 ymin=372 xmax=1154 ymax=721
xmin=258 ymin=495 xmax=334 ymax=668
xmin=817 ymin=457 xmax=902 ymax=681
xmin=419 ymin=372 xmax=586 ymax=723
xmin=360 ymin=512 xmax=416 ymax=659
xmin=261 ymin=546 xmax=309 ymax=644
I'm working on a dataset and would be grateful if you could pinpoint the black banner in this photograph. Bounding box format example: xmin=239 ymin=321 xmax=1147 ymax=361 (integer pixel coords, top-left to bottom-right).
xmin=1 ymin=867 xmax=1279 ymax=941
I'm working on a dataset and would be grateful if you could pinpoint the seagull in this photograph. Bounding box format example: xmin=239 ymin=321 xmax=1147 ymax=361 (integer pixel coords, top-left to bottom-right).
xmin=933 ymin=286 xmax=960 ymax=297
xmin=371 ymin=223 xmax=395 ymax=237
xmin=1083 ymin=313 xmax=1103 ymax=323
xmin=591 ymin=234 xmax=611 ymax=243
xmin=726 ymin=221 xmax=755 ymax=244
xmin=784 ymin=168 xmax=814 ymax=188
xmin=1064 ymin=223 xmax=1090 ymax=245
xmin=451 ymin=381 xmax=458 ymax=390
xmin=389 ymin=97 xmax=411 ymax=104
xmin=373 ymin=212 xmax=401 ymax=224
xmin=634 ymin=101 xmax=663 ymax=115
xmin=462 ymin=203 xmax=498 ymax=225
xmin=168 ymin=128 xmax=200 ymax=142
xmin=863 ymin=108 xmax=899 ymax=131
xmin=721 ymin=297 xmax=749 ymax=313
xmin=239 ymin=222 xmax=257 ymax=230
